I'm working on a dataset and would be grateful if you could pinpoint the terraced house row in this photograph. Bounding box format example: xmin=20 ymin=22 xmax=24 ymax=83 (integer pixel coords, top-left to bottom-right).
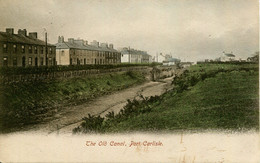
xmin=0 ymin=28 xmax=56 ymax=67
xmin=56 ymin=36 xmax=121 ymax=65
xmin=0 ymin=28 xmax=153 ymax=67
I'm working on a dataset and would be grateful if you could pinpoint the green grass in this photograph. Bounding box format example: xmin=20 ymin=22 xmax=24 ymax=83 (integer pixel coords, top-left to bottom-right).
xmin=74 ymin=63 xmax=259 ymax=133
xmin=0 ymin=71 xmax=145 ymax=132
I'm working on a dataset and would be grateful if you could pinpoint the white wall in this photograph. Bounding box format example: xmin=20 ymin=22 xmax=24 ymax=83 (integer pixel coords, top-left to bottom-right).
xmin=56 ymin=49 xmax=70 ymax=65
xmin=121 ymin=54 xmax=130 ymax=63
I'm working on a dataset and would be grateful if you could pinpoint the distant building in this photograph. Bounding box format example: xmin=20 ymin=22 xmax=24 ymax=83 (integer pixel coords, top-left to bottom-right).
xmin=159 ymin=53 xmax=180 ymax=66
xmin=120 ymin=47 xmax=152 ymax=63
xmin=162 ymin=58 xmax=181 ymax=66
xmin=55 ymin=36 xmax=121 ymax=65
xmin=0 ymin=28 xmax=56 ymax=67
xmin=181 ymin=62 xmax=194 ymax=68
xmin=220 ymin=52 xmax=236 ymax=62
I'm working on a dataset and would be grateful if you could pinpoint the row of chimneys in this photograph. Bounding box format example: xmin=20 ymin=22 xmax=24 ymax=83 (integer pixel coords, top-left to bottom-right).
xmin=5 ymin=28 xmax=115 ymax=49
xmin=58 ymin=36 xmax=114 ymax=49
xmin=6 ymin=28 xmax=38 ymax=39
xmin=122 ymin=47 xmax=148 ymax=54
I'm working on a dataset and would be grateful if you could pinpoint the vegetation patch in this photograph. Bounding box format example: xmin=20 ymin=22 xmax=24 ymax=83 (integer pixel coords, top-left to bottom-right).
xmin=0 ymin=71 xmax=145 ymax=133
xmin=73 ymin=63 xmax=259 ymax=133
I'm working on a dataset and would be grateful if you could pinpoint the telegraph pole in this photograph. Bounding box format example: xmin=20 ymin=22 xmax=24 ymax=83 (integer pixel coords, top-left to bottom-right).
xmin=128 ymin=46 xmax=131 ymax=63
xmin=45 ymin=32 xmax=48 ymax=66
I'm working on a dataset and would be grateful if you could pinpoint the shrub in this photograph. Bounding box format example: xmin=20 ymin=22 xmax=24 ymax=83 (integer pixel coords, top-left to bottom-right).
xmin=126 ymin=71 xmax=135 ymax=79
xmin=73 ymin=114 xmax=104 ymax=134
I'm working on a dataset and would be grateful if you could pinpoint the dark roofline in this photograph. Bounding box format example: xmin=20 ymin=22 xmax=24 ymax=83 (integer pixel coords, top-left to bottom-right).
xmin=0 ymin=32 xmax=55 ymax=47
xmin=56 ymin=41 xmax=119 ymax=52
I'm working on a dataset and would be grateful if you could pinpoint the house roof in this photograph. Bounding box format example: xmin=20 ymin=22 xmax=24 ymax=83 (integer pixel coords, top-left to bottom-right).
xmin=55 ymin=40 xmax=118 ymax=52
xmin=0 ymin=32 xmax=55 ymax=46
xmin=166 ymin=58 xmax=181 ymax=62
xmin=120 ymin=48 xmax=150 ymax=56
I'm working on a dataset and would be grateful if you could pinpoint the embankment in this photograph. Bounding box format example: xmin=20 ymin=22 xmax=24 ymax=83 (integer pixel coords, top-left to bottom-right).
xmin=0 ymin=65 xmax=177 ymax=133
xmin=0 ymin=71 xmax=146 ymax=132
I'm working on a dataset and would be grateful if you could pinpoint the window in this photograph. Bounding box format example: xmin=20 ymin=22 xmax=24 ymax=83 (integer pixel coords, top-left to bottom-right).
xmin=21 ymin=45 xmax=25 ymax=53
xmin=35 ymin=57 xmax=38 ymax=66
xmin=40 ymin=47 xmax=44 ymax=54
xmin=22 ymin=56 xmax=26 ymax=67
xmin=49 ymin=57 xmax=52 ymax=65
xmin=34 ymin=46 xmax=38 ymax=54
xmin=40 ymin=57 xmax=44 ymax=65
xmin=49 ymin=48 xmax=52 ymax=54
xmin=53 ymin=58 xmax=56 ymax=66
xmin=13 ymin=57 xmax=17 ymax=66
xmin=3 ymin=43 xmax=7 ymax=53
xmin=3 ymin=57 xmax=8 ymax=66
xmin=13 ymin=44 xmax=17 ymax=53
xmin=28 ymin=57 xmax=32 ymax=65
xmin=29 ymin=46 xmax=32 ymax=53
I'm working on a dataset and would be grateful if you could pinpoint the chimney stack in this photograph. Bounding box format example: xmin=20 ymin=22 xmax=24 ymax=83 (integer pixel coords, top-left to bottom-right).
xmin=91 ymin=40 xmax=99 ymax=47
xmin=61 ymin=36 xmax=64 ymax=43
xmin=18 ymin=29 xmax=27 ymax=36
xmin=100 ymin=43 xmax=108 ymax=48
xmin=75 ymin=39 xmax=84 ymax=45
xmin=68 ymin=38 xmax=74 ymax=44
xmin=84 ymin=40 xmax=88 ymax=45
xmin=109 ymin=44 xmax=114 ymax=49
xmin=58 ymin=36 xmax=65 ymax=43
xmin=29 ymin=32 xmax=37 ymax=39
xmin=6 ymin=28 xmax=14 ymax=34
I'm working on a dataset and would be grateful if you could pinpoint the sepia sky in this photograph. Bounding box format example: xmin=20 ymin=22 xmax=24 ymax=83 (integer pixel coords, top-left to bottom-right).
xmin=0 ymin=0 xmax=258 ymax=61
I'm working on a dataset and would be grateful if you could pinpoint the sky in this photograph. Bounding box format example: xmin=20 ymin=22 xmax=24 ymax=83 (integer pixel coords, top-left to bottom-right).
xmin=0 ymin=0 xmax=258 ymax=61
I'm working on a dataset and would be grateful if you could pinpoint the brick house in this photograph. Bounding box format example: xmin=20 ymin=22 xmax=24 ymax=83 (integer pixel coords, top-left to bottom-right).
xmin=0 ymin=28 xmax=56 ymax=67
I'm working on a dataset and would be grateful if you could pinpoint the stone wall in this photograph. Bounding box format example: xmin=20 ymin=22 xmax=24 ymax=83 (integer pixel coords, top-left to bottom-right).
xmin=0 ymin=65 xmax=177 ymax=84
xmin=0 ymin=66 xmax=151 ymax=84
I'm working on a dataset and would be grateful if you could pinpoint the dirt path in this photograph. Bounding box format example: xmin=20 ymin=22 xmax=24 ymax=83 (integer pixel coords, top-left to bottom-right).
xmin=25 ymin=76 xmax=174 ymax=135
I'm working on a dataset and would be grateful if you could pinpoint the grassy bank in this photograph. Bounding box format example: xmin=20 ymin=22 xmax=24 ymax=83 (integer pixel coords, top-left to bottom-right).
xmin=74 ymin=63 xmax=259 ymax=133
xmin=0 ymin=71 xmax=146 ymax=132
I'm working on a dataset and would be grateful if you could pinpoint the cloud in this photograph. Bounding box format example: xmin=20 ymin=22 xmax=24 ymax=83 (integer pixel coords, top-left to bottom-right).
xmin=0 ymin=0 xmax=258 ymax=61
